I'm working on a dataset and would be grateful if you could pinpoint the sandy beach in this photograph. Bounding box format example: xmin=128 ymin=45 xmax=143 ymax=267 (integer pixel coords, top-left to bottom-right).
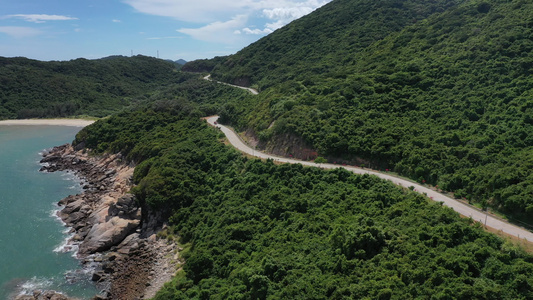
xmin=0 ymin=119 xmax=95 ymax=127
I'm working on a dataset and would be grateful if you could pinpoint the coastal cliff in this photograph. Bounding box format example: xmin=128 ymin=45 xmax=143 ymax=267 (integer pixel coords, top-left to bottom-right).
xmin=27 ymin=144 xmax=178 ymax=300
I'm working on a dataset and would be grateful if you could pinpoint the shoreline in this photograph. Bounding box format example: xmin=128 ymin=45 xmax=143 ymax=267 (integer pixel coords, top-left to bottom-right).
xmin=33 ymin=145 xmax=177 ymax=300
xmin=0 ymin=119 xmax=95 ymax=127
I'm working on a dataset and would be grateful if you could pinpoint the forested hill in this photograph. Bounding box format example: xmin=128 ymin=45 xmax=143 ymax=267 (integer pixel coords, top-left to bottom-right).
xmin=190 ymin=0 xmax=533 ymax=220
xmin=207 ymin=0 xmax=463 ymax=89
xmin=53 ymin=0 xmax=533 ymax=296
xmin=75 ymin=110 xmax=533 ymax=299
xmin=0 ymin=55 xmax=185 ymax=119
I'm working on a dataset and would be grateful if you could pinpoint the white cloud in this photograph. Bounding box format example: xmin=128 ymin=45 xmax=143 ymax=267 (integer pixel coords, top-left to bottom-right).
xmin=242 ymin=27 xmax=272 ymax=35
xmin=123 ymin=0 xmax=249 ymax=23
xmin=257 ymin=1 xmax=330 ymax=32
xmin=147 ymin=36 xmax=183 ymax=40
xmin=0 ymin=26 xmax=42 ymax=38
xmin=177 ymin=14 xmax=248 ymax=43
xmin=113 ymin=19 xmax=122 ymax=23
xmin=5 ymin=14 xmax=78 ymax=23
xmin=263 ymin=6 xmax=314 ymax=21
xmin=264 ymin=20 xmax=286 ymax=32
xmin=123 ymin=0 xmax=331 ymax=23
xmin=124 ymin=0 xmax=332 ymax=41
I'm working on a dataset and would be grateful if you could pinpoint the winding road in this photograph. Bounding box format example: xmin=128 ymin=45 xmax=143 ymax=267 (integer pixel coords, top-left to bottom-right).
xmin=203 ymin=75 xmax=259 ymax=95
xmin=206 ymin=116 xmax=533 ymax=242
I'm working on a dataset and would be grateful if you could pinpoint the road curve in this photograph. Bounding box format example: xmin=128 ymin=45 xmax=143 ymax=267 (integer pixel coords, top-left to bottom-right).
xmin=206 ymin=116 xmax=533 ymax=242
xmin=203 ymin=75 xmax=259 ymax=95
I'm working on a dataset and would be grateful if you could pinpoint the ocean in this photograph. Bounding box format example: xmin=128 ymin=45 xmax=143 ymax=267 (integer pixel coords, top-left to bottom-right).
xmin=0 ymin=125 xmax=98 ymax=299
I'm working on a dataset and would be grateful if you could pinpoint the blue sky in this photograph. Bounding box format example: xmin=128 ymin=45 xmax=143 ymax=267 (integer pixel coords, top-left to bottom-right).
xmin=0 ymin=0 xmax=331 ymax=62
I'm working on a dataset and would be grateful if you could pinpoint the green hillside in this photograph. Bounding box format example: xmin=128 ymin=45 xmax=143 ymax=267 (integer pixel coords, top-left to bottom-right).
xmin=199 ymin=0 xmax=533 ymax=219
xmin=61 ymin=0 xmax=533 ymax=296
xmin=209 ymin=0 xmax=463 ymax=89
xmin=0 ymin=55 xmax=185 ymax=119
xmin=75 ymin=110 xmax=533 ymax=299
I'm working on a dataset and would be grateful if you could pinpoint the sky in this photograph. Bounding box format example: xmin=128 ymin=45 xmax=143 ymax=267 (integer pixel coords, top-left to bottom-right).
xmin=0 ymin=0 xmax=332 ymax=62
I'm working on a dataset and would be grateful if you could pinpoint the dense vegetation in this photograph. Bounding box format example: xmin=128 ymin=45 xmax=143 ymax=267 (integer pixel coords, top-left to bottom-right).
xmin=75 ymin=110 xmax=533 ymax=299
xmin=73 ymin=77 xmax=253 ymax=158
xmin=0 ymin=55 xmax=185 ymax=118
xmin=210 ymin=0 xmax=463 ymax=90
xmin=7 ymin=0 xmax=533 ymax=296
xmin=202 ymin=0 xmax=533 ymax=219
xmin=182 ymin=56 xmax=227 ymax=73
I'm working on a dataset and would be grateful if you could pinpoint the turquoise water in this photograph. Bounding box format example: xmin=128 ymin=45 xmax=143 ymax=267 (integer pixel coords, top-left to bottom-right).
xmin=0 ymin=125 xmax=98 ymax=299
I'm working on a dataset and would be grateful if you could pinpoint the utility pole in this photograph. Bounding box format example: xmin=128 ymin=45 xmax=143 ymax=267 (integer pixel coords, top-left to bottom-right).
xmin=157 ymin=50 xmax=159 ymax=58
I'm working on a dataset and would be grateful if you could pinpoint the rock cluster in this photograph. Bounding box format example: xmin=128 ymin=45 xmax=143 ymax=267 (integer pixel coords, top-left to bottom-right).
xmin=15 ymin=290 xmax=71 ymax=300
xmin=30 ymin=144 xmax=178 ymax=300
xmin=40 ymin=145 xmax=139 ymax=258
xmin=88 ymin=234 xmax=178 ymax=299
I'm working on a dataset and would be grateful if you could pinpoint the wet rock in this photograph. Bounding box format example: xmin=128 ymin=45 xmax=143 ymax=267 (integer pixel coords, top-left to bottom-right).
xmin=60 ymin=199 xmax=85 ymax=215
xmin=40 ymin=155 xmax=61 ymax=163
xmin=106 ymin=253 xmax=118 ymax=262
xmin=62 ymin=211 xmax=86 ymax=226
xmin=50 ymin=293 xmax=70 ymax=300
xmin=15 ymin=290 xmax=73 ymax=300
xmin=72 ymin=234 xmax=83 ymax=241
xmin=58 ymin=195 xmax=78 ymax=207
xmin=92 ymin=271 xmax=106 ymax=282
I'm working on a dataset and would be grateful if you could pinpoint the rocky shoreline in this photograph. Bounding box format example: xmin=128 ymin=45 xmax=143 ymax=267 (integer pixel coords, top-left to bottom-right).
xmin=17 ymin=145 xmax=178 ymax=300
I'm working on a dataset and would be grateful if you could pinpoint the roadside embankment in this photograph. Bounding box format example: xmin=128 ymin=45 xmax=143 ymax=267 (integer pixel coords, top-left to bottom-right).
xmin=206 ymin=116 xmax=533 ymax=243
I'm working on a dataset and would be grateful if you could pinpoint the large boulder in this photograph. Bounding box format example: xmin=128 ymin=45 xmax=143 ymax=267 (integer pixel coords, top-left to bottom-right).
xmin=60 ymin=199 xmax=85 ymax=214
xmin=79 ymin=217 xmax=140 ymax=254
xmin=108 ymin=194 xmax=140 ymax=219
xmin=62 ymin=212 xmax=86 ymax=227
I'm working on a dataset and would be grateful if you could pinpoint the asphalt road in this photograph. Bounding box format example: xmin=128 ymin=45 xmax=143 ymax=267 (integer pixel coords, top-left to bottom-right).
xmin=203 ymin=75 xmax=259 ymax=95
xmin=206 ymin=115 xmax=533 ymax=242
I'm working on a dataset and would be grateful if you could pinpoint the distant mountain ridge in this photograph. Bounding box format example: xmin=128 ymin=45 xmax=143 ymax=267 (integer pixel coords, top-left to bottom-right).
xmin=0 ymin=55 xmax=185 ymax=119
xmin=166 ymin=59 xmax=187 ymax=66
